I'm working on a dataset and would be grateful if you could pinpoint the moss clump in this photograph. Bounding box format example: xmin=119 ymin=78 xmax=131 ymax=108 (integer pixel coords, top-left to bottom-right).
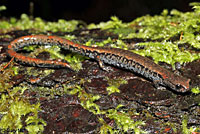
xmin=181 ymin=116 xmax=200 ymax=134
xmin=0 ymin=93 xmax=46 ymax=134
xmin=0 ymin=66 xmax=46 ymax=133
xmin=87 ymin=3 xmax=200 ymax=67
xmin=132 ymin=41 xmax=199 ymax=68
xmin=106 ymin=78 xmax=127 ymax=95
xmin=0 ymin=14 xmax=80 ymax=33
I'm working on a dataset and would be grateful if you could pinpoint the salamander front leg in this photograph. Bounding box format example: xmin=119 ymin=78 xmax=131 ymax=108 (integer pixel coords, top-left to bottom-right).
xmin=97 ymin=59 xmax=113 ymax=72
xmin=153 ymin=80 xmax=166 ymax=90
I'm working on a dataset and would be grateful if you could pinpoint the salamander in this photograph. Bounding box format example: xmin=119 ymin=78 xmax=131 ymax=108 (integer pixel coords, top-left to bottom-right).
xmin=7 ymin=35 xmax=190 ymax=92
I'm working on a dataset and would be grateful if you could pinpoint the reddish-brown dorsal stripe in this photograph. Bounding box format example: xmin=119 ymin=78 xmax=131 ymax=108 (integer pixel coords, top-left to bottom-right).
xmin=7 ymin=35 xmax=190 ymax=92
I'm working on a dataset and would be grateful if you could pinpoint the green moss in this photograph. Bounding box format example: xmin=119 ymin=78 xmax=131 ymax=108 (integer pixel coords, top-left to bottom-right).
xmin=64 ymin=53 xmax=87 ymax=71
xmin=86 ymin=3 xmax=200 ymax=67
xmin=99 ymin=118 xmax=114 ymax=134
xmin=0 ymin=93 xmax=46 ymax=134
xmin=105 ymin=105 xmax=146 ymax=133
xmin=88 ymin=16 xmax=128 ymax=30
xmin=191 ymin=87 xmax=200 ymax=94
xmin=132 ymin=41 xmax=199 ymax=68
xmin=0 ymin=63 xmax=15 ymax=92
xmin=24 ymin=35 xmax=90 ymax=71
xmin=23 ymin=43 xmax=86 ymax=71
xmin=41 ymin=44 xmax=86 ymax=71
xmin=127 ymin=7 xmax=200 ymax=47
xmin=64 ymin=84 xmax=102 ymax=114
xmin=0 ymin=34 xmax=12 ymax=39
xmin=84 ymin=37 xmax=128 ymax=51
xmin=106 ymin=78 xmax=127 ymax=95
xmin=0 ymin=14 xmax=80 ymax=33
xmin=0 ymin=66 xmax=46 ymax=133
xmin=63 ymin=34 xmax=77 ymax=40
xmin=0 ymin=5 xmax=6 ymax=12
xmin=26 ymin=65 xmax=54 ymax=77
xmin=182 ymin=116 xmax=200 ymax=134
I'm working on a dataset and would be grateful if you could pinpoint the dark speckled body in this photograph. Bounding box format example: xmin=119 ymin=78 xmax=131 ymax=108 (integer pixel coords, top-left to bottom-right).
xmin=7 ymin=35 xmax=190 ymax=92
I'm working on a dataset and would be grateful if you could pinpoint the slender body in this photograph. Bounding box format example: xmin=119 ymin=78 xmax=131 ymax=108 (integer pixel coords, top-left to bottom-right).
xmin=7 ymin=35 xmax=190 ymax=92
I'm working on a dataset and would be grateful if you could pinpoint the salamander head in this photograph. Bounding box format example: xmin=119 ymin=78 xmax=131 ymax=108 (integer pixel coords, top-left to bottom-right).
xmin=164 ymin=77 xmax=190 ymax=93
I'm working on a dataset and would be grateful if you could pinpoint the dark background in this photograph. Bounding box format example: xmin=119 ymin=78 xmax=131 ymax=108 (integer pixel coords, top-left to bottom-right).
xmin=0 ymin=0 xmax=198 ymax=23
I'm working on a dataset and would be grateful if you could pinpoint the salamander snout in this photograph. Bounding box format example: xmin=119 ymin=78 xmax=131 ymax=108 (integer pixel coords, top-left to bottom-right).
xmin=172 ymin=77 xmax=191 ymax=93
xmin=175 ymin=84 xmax=187 ymax=92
